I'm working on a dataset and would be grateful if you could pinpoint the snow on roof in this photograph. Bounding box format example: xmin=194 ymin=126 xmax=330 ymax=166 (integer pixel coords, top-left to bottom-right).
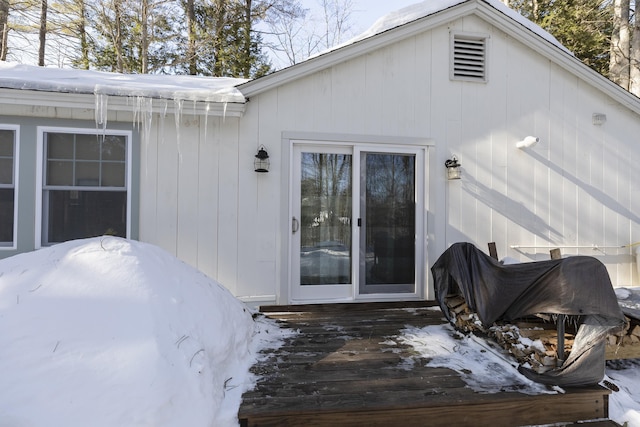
xmin=0 ymin=0 xmax=571 ymax=105
xmin=320 ymin=0 xmax=571 ymax=56
xmin=0 ymin=62 xmax=248 ymax=103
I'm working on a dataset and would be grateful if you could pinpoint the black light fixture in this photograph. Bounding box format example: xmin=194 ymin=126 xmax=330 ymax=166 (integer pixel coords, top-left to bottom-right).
xmin=254 ymin=145 xmax=270 ymax=173
xmin=444 ymin=155 xmax=461 ymax=180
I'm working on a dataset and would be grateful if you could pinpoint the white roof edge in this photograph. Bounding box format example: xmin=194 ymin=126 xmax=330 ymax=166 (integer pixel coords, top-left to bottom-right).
xmin=0 ymin=88 xmax=246 ymax=118
xmin=239 ymin=0 xmax=640 ymax=116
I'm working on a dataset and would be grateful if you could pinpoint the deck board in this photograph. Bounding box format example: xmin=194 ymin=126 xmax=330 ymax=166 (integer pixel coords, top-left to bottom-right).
xmin=239 ymin=302 xmax=616 ymax=427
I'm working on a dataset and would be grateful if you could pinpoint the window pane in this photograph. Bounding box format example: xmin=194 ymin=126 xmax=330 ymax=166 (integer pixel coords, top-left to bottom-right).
xmin=0 ymin=188 xmax=14 ymax=246
xmin=0 ymin=130 xmax=13 ymax=157
xmin=300 ymin=153 xmax=352 ymax=285
xmin=365 ymin=154 xmax=415 ymax=286
xmin=47 ymin=133 xmax=74 ymax=159
xmin=102 ymin=163 xmax=125 ymax=187
xmin=102 ymin=135 xmax=126 ymax=161
xmin=75 ymin=161 xmax=100 ymax=186
xmin=75 ymin=134 xmax=101 ymax=160
xmin=47 ymin=161 xmax=74 ymax=186
xmin=0 ymin=188 xmax=14 ymax=244
xmin=0 ymin=158 xmax=12 ymax=185
xmin=46 ymin=190 xmax=127 ymax=243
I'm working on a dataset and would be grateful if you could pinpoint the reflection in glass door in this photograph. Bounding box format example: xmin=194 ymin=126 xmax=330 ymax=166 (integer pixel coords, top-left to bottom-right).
xmin=299 ymin=152 xmax=352 ymax=285
xmin=291 ymin=146 xmax=354 ymax=302
xmin=359 ymin=153 xmax=416 ymax=294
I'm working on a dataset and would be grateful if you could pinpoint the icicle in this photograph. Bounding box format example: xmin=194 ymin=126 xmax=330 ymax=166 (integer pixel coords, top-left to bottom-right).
xmin=94 ymin=93 xmax=108 ymax=134
xmin=138 ymin=97 xmax=153 ymax=179
xmin=203 ymin=103 xmax=210 ymax=146
xmin=174 ymin=98 xmax=184 ymax=163
xmin=159 ymin=100 xmax=168 ymax=146
xmin=222 ymin=101 xmax=228 ymax=123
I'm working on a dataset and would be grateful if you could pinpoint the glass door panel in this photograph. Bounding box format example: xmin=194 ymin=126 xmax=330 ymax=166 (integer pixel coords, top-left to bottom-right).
xmin=291 ymin=145 xmax=354 ymax=302
xmin=360 ymin=152 xmax=416 ymax=294
xmin=300 ymin=152 xmax=352 ymax=285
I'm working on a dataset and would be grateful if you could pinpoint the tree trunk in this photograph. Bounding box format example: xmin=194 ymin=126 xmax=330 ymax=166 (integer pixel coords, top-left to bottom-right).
xmin=212 ymin=0 xmax=226 ymax=76
xmin=186 ymin=0 xmax=197 ymax=75
xmin=78 ymin=0 xmax=89 ymax=69
xmin=141 ymin=0 xmax=148 ymax=73
xmin=113 ymin=0 xmax=124 ymax=72
xmin=630 ymin=0 xmax=640 ymax=96
xmin=242 ymin=0 xmax=252 ymax=78
xmin=609 ymin=0 xmax=630 ymax=89
xmin=0 ymin=0 xmax=8 ymax=60
xmin=38 ymin=0 xmax=47 ymax=66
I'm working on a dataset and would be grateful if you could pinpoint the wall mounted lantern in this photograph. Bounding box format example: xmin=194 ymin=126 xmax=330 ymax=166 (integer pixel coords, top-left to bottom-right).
xmin=445 ymin=155 xmax=461 ymax=180
xmin=254 ymin=145 xmax=270 ymax=173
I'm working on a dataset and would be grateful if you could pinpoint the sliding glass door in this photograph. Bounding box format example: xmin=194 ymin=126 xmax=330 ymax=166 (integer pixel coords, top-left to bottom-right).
xmin=291 ymin=143 xmax=424 ymax=302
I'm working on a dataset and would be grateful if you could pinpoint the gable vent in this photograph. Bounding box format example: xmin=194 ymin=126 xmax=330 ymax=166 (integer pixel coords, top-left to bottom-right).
xmin=451 ymin=33 xmax=488 ymax=82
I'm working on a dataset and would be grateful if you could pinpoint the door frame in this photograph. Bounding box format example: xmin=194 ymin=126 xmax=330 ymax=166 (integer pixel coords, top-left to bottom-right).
xmin=285 ymin=134 xmax=431 ymax=304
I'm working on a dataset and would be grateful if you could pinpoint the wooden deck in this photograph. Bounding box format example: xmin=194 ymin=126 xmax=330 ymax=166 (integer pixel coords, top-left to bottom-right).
xmin=239 ymin=302 xmax=618 ymax=427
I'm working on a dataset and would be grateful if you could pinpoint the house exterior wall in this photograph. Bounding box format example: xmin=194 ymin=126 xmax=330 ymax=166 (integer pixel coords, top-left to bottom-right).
xmin=236 ymin=14 xmax=640 ymax=303
xmin=2 ymin=11 xmax=639 ymax=305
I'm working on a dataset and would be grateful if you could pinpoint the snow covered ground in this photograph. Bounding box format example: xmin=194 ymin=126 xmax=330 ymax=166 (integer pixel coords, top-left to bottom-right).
xmin=0 ymin=237 xmax=638 ymax=426
xmin=0 ymin=237 xmax=289 ymax=427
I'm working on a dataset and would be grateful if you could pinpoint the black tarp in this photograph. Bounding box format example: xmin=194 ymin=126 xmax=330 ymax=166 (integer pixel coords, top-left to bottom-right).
xmin=431 ymin=242 xmax=626 ymax=387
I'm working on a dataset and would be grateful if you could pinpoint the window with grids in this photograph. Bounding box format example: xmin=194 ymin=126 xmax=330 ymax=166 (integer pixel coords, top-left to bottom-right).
xmin=42 ymin=131 xmax=129 ymax=245
xmin=0 ymin=128 xmax=16 ymax=247
xmin=450 ymin=32 xmax=488 ymax=82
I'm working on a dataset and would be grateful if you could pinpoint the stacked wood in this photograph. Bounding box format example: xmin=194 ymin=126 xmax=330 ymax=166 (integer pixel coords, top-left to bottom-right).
xmin=490 ymin=323 xmax=572 ymax=373
xmin=443 ymin=295 xmax=486 ymax=334
xmin=606 ymin=316 xmax=640 ymax=359
xmin=445 ymin=292 xmax=640 ymax=365
xmin=444 ymin=293 xmax=577 ymax=372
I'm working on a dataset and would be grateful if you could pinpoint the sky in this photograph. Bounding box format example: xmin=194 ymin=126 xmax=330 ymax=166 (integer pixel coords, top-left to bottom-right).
xmin=265 ymin=0 xmax=423 ymax=69
xmin=349 ymin=0 xmax=423 ymax=32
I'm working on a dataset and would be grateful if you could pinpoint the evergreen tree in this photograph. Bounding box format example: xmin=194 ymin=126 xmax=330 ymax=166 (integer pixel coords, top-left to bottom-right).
xmin=509 ymin=0 xmax=613 ymax=77
xmin=176 ymin=0 xmax=273 ymax=78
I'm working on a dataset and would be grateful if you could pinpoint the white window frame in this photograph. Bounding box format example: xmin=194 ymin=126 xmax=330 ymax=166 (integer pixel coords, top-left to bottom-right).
xmin=35 ymin=126 xmax=133 ymax=248
xmin=0 ymin=125 xmax=19 ymax=251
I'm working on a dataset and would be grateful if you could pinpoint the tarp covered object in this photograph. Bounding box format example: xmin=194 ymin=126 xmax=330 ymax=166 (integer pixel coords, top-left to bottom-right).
xmin=431 ymin=242 xmax=626 ymax=387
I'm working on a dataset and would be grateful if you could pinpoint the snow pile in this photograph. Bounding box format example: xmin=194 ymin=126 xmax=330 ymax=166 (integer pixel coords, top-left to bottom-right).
xmin=0 ymin=62 xmax=247 ymax=103
xmin=606 ymin=359 xmax=640 ymax=427
xmin=0 ymin=237 xmax=270 ymax=427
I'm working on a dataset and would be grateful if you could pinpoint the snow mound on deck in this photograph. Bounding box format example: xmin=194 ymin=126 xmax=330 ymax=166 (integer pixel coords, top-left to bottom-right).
xmin=0 ymin=237 xmax=255 ymax=427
